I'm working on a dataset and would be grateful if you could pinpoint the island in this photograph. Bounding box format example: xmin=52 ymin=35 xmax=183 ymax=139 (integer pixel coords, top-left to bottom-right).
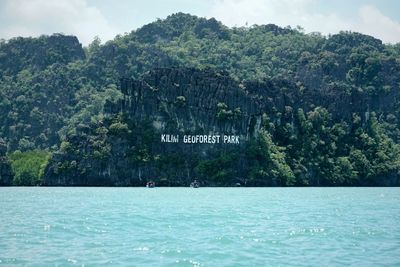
xmin=0 ymin=13 xmax=399 ymax=187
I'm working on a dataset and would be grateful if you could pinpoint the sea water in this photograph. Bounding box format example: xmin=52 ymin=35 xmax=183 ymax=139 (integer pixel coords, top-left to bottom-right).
xmin=0 ymin=187 xmax=399 ymax=266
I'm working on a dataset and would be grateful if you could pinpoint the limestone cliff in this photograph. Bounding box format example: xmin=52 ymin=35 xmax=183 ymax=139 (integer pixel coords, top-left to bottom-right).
xmin=44 ymin=67 xmax=400 ymax=186
xmin=44 ymin=68 xmax=258 ymax=186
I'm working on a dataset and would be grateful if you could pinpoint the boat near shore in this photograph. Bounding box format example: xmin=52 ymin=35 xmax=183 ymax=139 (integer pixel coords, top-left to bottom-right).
xmin=146 ymin=181 xmax=155 ymax=188
xmin=190 ymin=180 xmax=200 ymax=188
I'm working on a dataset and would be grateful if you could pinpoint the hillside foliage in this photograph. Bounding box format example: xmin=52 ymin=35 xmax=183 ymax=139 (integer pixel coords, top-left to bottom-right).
xmin=1 ymin=13 xmax=400 ymax=186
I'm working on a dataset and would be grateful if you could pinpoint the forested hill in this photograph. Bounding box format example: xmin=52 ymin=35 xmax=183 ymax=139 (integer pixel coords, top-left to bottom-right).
xmin=0 ymin=13 xmax=400 ymax=186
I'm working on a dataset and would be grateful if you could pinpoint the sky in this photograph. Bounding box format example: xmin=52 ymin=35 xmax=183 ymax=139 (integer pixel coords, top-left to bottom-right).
xmin=0 ymin=0 xmax=399 ymax=45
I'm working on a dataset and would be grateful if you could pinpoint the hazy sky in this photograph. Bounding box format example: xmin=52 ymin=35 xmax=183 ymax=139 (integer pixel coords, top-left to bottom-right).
xmin=1 ymin=0 xmax=399 ymax=45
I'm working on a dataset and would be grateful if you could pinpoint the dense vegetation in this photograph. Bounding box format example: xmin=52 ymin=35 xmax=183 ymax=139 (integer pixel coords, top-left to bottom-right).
xmin=0 ymin=13 xmax=399 ymax=186
xmin=8 ymin=150 xmax=50 ymax=185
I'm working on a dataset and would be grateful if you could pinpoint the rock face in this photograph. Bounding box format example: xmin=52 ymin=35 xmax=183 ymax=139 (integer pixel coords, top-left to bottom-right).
xmin=0 ymin=139 xmax=12 ymax=186
xmin=44 ymin=67 xmax=400 ymax=186
xmin=44 ymin=68 xmax=261 ymax=186
xmin=116 ymin=68 xmax=258 ymax=139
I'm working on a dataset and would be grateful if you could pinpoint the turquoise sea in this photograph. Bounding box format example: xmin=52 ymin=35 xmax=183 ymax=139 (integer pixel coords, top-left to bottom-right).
xmin=0 ymin=187 xmax=399 ymax=266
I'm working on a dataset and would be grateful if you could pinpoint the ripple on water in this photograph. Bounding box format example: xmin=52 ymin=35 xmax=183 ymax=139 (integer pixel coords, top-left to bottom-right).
xmin=0 ymin=187 xmax=399 ymax=266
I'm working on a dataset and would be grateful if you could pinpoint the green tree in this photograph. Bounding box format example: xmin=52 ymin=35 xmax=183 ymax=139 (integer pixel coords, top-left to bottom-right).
xmin=247 ymin=129 xmax=294 ymax=186
xmin=9 ymin=150 xmax=51 ymax=185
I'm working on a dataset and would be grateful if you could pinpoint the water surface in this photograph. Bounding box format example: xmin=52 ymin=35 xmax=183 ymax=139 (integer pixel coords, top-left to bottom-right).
xmin=0 ymin=187 xmax=399 ymax=266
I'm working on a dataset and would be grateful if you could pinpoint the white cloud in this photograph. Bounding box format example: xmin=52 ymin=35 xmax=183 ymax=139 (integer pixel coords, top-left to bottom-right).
xmin=208 ymin=0 xmax=314 ymax=27
xmin=1 ymin=0 xmax=399 ymax=45
xmin=356 ymin=5 xmax=400 ymax=44
xmin=208 ymin=0 xmax=400 ymax=43
xmin=0 ymin=0 xmax=119 ymax=45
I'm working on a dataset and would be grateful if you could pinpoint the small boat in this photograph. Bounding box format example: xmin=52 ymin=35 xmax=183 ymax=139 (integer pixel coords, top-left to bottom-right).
xmin=190 ymin=180 xmax=200 ymax=188
xmin=146 ymin=181 xmax=155 ymax=188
